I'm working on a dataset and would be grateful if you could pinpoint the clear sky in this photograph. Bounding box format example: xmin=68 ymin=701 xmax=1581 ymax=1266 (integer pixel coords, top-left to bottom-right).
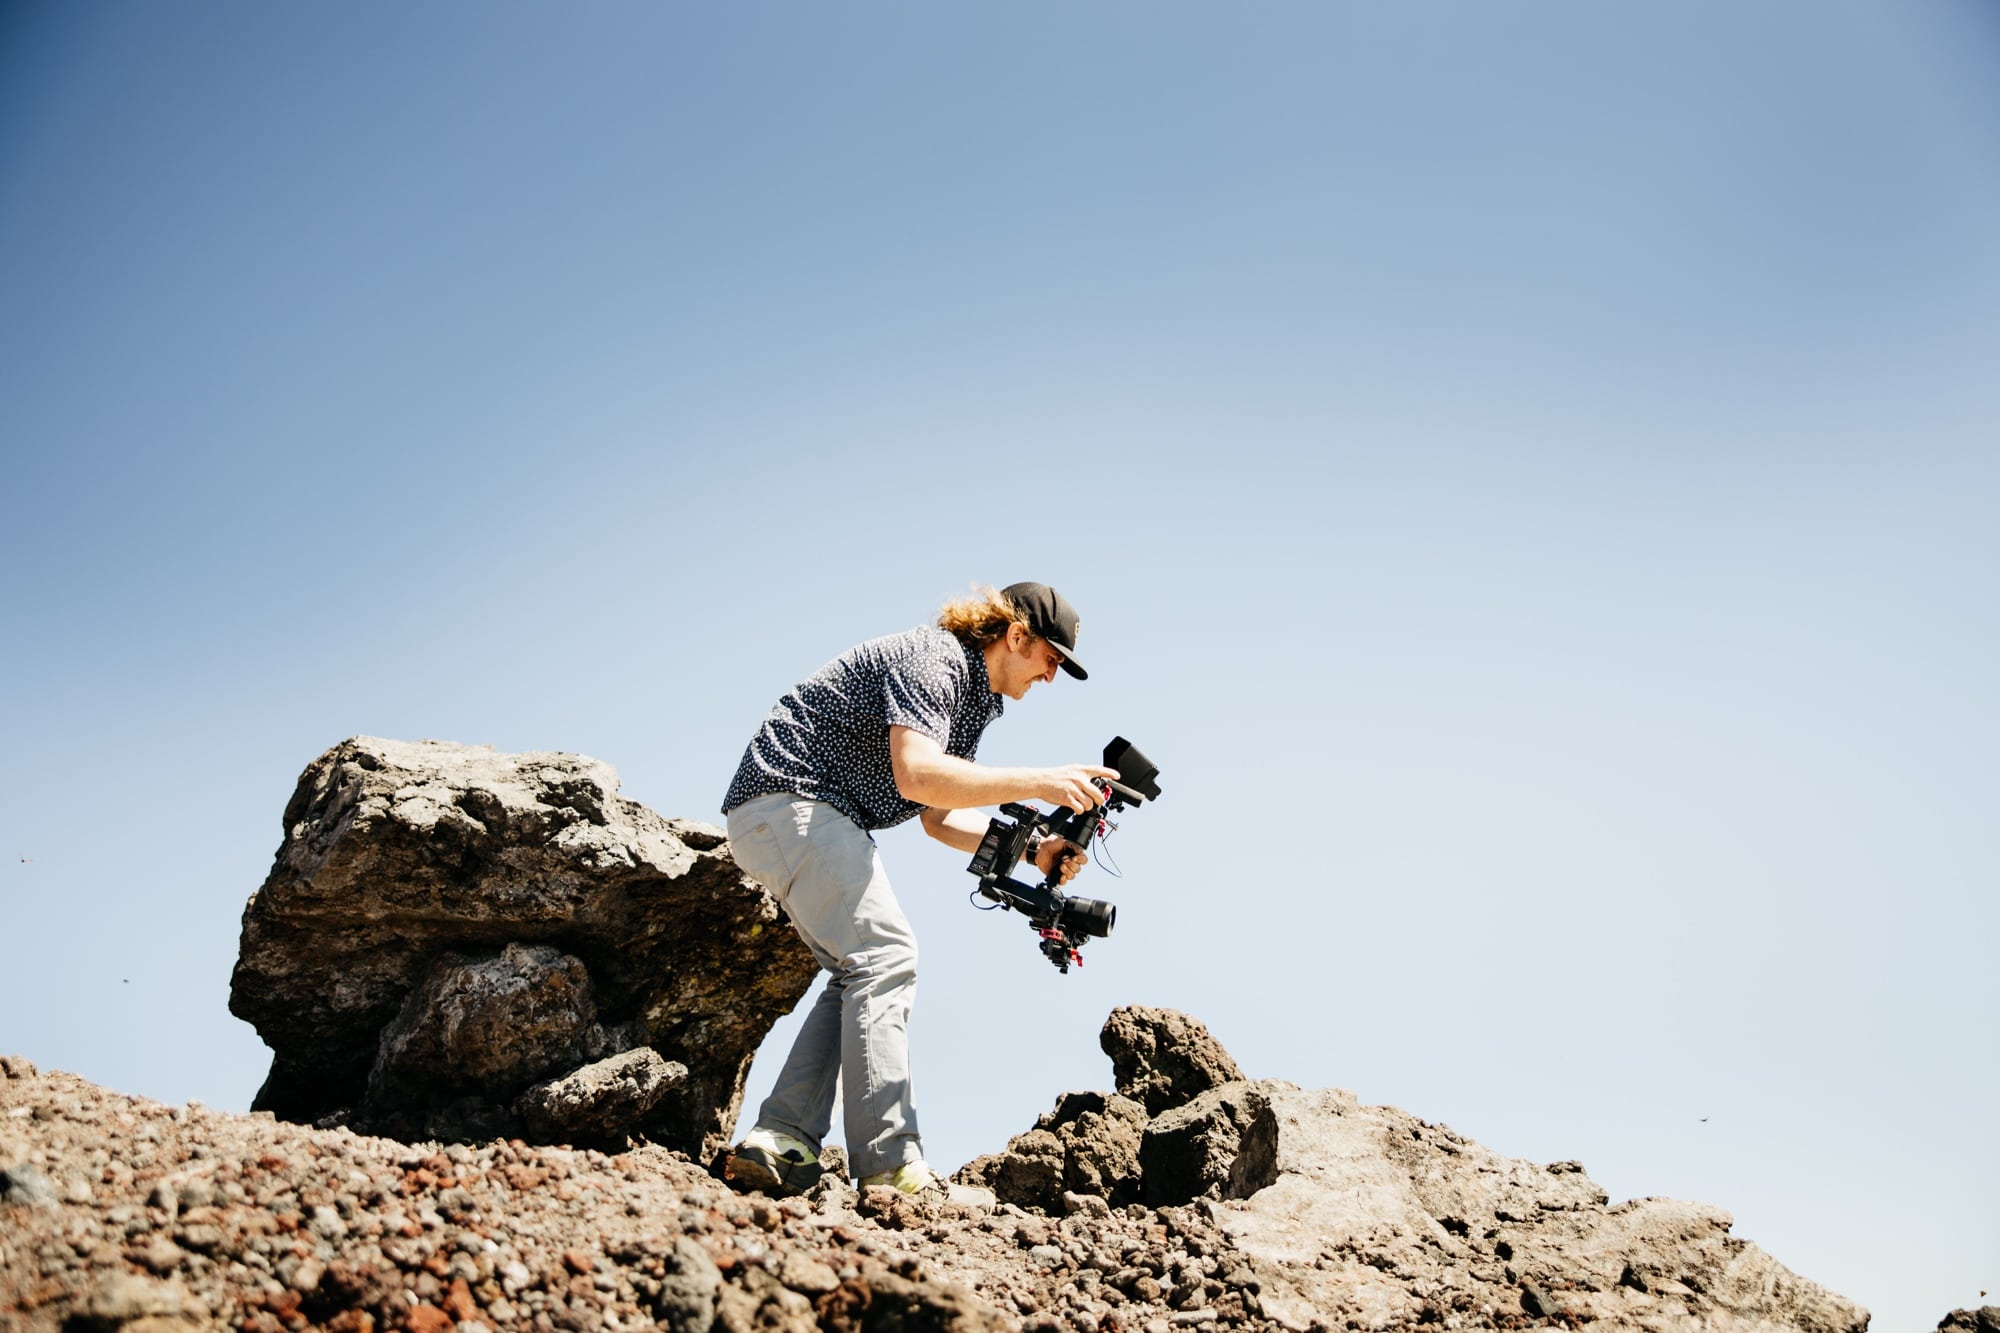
xmin=3 ymin=4 xmax=1995 ymax=1328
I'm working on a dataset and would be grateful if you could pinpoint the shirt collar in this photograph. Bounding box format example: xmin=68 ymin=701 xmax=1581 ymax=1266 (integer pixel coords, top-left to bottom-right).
xmin=965 ymin=637 xmax=1005 ymax=719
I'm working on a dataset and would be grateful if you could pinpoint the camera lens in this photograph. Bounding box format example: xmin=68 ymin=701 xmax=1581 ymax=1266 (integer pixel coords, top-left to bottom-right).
xmin=1062 ymin=897 xmax=1116 ymax=939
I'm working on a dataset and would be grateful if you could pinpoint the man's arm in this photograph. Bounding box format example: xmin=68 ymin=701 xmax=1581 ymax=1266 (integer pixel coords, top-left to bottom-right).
xmin=917 ymin=805 xmax=999 ymax=856
xmin=888 ymin=726 xmax=1116 ymax=812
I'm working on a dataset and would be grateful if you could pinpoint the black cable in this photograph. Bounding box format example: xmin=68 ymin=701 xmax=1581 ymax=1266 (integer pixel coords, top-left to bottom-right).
xmin=1094 ymin=820 xmax=1124 ymax=879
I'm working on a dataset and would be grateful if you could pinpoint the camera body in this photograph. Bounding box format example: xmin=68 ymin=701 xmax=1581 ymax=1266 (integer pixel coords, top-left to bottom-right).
xmin=966 ymin=736 xmax=1161 ymax=973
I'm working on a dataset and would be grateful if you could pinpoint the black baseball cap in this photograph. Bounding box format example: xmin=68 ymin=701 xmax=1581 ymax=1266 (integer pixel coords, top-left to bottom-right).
xmin=1001 ymin=582 xmax=1089 ymax=680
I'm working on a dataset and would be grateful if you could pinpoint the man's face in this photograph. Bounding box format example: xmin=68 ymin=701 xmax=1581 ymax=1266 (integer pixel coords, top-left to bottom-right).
xmin=994 ymin=625 xmax=1066 ymax=700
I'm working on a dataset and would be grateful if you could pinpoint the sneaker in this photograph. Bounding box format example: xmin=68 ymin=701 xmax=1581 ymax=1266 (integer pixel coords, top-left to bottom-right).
xmin=859 ymin=1161 xmax=995 ymax=1208
xmin=725 ymin=1127 xmax=822 ymax=1197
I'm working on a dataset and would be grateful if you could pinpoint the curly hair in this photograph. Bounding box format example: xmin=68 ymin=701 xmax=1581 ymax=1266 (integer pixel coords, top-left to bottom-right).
xmin=935 ymin=585 xmax=1028 ymax=648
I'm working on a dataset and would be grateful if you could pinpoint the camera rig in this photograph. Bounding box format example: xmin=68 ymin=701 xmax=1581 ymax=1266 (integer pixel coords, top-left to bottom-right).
xmin=965 ymin=736 xmax=1162 ymax=973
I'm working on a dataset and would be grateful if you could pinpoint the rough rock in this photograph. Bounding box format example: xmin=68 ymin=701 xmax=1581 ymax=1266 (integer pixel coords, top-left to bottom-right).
xmin=967 ymin=1008 xmax=1867 ymax=1333
xmin=517 ymin=1047 xmax=688 ymax=1143
xmin=3 ymin=1030 xmax=1868 ymax=1333
xmin=1939 ymin=1308 xmax=2000 ymax=1333
xmin=1101 ymin=1006 xmax=1245 ymax=1115
xmin=368 ymin=943 xmax=606 ymax=1106
xmin=957 ymin=1091 xmax=1148 ymax=1211
xmin=228 ymin=736 xmax=818 ymax=1159
xmin=72 ymin=1272 xmax=207 ymax=1329
xmin=1140 ymin=1080 xmax=1277 ymax=1207
xmin=0 ymin=1162 xmax=60 ymax=1209
xmin=1214 ymin=1085 xmax=1866 ymax=1333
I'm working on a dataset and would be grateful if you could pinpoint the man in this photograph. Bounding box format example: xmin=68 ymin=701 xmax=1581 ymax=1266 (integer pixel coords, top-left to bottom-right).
xmin=720 ymin=582 xmax=1115 ymax=1202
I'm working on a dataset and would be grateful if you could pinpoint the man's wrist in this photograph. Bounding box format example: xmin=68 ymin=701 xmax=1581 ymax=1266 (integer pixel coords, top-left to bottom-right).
xmin=1024 ymin=829 xmax=1050 ymax=865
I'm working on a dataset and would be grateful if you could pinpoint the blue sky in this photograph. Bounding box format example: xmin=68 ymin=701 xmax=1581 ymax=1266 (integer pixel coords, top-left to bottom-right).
xmin=3 ymin=5 xmax=1996 ymax=1328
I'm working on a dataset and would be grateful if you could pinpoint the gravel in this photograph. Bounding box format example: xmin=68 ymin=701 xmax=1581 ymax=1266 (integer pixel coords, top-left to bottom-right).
xmin=1 ymin=1057 xmax=1284 ymax=1333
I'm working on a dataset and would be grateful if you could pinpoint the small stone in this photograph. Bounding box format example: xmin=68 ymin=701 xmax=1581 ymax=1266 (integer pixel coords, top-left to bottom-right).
xmin=1 ymin=1162 xmax=59 ymax=1208
xmin=136 ymin=1236 xmax=186 ymax=1273
xmin=173 ymin=1222 xmax=227 ymax=1254
xmin=82 ymin=1272 xmax=202 ymax=1324
xmin=406 ymin=1303 xmax=454 ymax=1333
xmin=444 ymin=1276 xmax=480 ymax=1321
xmin=286 ymin=1255 xmax=327 ymax=1293
xmin=776 ymin=1250 xmax=840 ymax=1296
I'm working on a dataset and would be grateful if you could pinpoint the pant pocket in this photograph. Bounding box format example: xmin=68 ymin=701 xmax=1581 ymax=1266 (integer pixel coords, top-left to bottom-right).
xmin=727 ymin=806 xmax=801 ymax=891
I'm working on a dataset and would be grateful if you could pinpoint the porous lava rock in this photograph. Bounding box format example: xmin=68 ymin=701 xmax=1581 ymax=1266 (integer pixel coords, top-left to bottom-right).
xmin=517 ymin=1048 xmax=688 ymax=1143
xmin=963 ymin=1008 xmax=1868 ymax=1333
xmin=1100 ymin=1005 xmax=1245 ymax=1115
xmin=0 ymin=1059 xmax=1011 ymax=1333
xmin=1139 ymin=1079 xmax=1273 ymax=1207
xmin=1939 ymin=1309 xmax=2000 ymax=1333
xmin=228 ymin=736 xmax=817 ymax=1159
xmin=5 ymin=1018 xmax=1870 ymax=1333
xmin=959 ymin=1092 xmax=1149 ymax=1212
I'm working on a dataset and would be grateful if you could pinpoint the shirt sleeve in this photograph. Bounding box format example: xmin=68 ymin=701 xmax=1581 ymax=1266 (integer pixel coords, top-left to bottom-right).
xmin=879 ymin=639 xmax=961 ymax=746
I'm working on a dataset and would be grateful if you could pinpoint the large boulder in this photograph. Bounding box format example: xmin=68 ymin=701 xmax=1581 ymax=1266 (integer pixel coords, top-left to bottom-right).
xmin=228 ymin=737 xmax=818 ymax=1159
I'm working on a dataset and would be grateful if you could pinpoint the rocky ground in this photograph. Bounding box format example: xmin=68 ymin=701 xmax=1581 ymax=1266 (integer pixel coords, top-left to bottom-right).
xmin=1 ymin=1052 xmax=1244 ymax=1333
xmin=3 ymin=1010 xmax=1896 ymax=1333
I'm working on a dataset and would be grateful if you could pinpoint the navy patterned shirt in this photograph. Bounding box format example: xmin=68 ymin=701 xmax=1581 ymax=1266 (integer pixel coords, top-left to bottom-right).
xmin=722 ymin=625 xmax=1005 ymax=831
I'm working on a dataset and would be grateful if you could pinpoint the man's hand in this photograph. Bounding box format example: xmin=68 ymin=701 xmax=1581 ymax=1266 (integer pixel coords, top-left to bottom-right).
xmin=1036 ymin=836 xmax=1089 ymax=885
xmin=1034 ymin=765 xmax=1121 ymax=812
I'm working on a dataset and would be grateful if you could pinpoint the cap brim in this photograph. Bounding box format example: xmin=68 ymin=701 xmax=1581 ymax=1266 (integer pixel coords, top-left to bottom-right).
xmin=1054 ymin=648 xmax=1088 ymax=681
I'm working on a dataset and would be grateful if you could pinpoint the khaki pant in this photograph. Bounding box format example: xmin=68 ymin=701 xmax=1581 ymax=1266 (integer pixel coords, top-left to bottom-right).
xmin=725 ymin=792 xmax=923 ymax=1178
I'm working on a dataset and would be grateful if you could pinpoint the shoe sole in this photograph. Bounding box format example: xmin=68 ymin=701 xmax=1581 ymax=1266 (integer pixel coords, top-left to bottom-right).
xmin=725 ymin=1144 xmax=822 ymax=1197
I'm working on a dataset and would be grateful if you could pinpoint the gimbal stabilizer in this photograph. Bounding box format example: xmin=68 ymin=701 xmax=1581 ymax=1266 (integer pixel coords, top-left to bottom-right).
xmin=965 ymin=736 xmax=1162 ymax=973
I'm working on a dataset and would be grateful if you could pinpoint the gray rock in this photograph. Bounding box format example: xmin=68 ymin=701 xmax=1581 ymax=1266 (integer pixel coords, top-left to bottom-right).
xmin=369 ymin=943 xmax=599 ymax=1105
xmin=1100 ymin=1007 xmax=1244 ymax=1116
xmin=651 ymin=1234 xmax=723 ymax=1333
xmin=1938 ymin=1307 xmax=2000 ymax=1333
xmin=75 ymin=1272 xmax=205 ymax=1327
xmin=516 ymin=1047 xmax=688 ymax=1143
xmin=228 ymin=736 xmax=818 ymax=1159
xmin=1210 ymin=1085 xmax=1869 ymax=1333
xmin=1 ymin=1160 xmax=59 ymax=1208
